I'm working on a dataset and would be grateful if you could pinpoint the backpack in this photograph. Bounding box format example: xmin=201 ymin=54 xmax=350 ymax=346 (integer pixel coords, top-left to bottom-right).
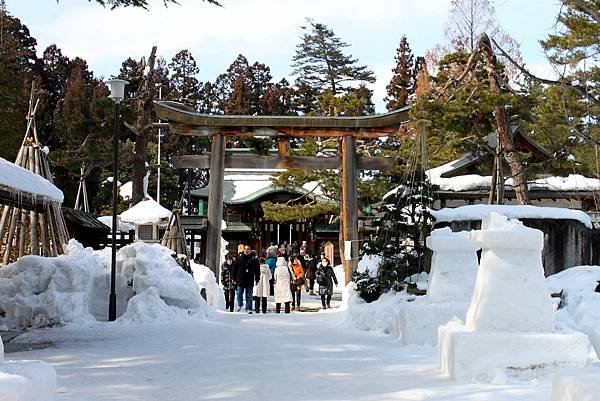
xmin=316 ymin=267 xmax=327 ymax=285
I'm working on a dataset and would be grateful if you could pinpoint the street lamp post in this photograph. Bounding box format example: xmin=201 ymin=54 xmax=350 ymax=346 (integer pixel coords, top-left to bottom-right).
xmin=106 ymin=78 xmax=128 ymax=322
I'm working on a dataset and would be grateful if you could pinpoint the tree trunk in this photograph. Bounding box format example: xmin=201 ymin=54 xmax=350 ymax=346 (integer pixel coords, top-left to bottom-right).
xmin=131 ymin=46 xmax=158 ymax=204
xmin=479 ymin=34 xmax=530 ymax=205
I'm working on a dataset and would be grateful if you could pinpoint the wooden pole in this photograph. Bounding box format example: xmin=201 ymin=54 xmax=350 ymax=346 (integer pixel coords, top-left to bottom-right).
xmin=341 ymin=135 xmax=359 ymax=285
xmin=205 ymin=133 xmax=226 ymax=278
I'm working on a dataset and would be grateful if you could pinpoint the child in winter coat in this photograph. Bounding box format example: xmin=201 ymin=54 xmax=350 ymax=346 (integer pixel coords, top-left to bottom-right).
xmin=253 ymin=258 xmax=272 ymax=314
xmin=274 ymin=257 xmax=293 ymax=313
xmin=220 ymin=254 xmax=236 ymax=312
xmin=316 ymin=256 xmax=338 ymax=309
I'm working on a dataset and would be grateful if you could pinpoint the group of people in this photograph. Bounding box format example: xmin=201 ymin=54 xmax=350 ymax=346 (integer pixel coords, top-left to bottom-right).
xmin=220 ymin=242 xmax=338 ymax=314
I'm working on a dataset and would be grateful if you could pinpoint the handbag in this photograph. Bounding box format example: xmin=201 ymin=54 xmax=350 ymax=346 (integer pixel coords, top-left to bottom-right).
xmin=294 ymin=277 xmax=306 ymax=286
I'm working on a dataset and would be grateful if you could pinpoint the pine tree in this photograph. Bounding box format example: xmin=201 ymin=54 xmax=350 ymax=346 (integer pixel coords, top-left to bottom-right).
xmin=169 ymin=50 xmax=201 ymax=108
xmin=291 ymin=19 xmax=375 ymax=96
xmin=355 ymin=174 xmax=435 ymax=302
xmin=67 ymin=0 xmax=221 ymax=9
xmin=0 ymin=9 xmax=37 ymax=161
xmin=385 ymin=36 xmax=415 ymax=111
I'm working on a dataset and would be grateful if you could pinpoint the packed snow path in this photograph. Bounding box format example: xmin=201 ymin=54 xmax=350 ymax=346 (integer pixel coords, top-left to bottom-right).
xmin=8 ymin=303 xmax=552 ymax=401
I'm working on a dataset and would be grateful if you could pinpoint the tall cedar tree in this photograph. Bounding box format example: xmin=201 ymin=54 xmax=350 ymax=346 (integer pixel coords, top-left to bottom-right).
xmin=291 ymin=19 xmax=375 ymax=97
xmin=168 ymin=50 xmax=201 ymax=108
xmin=385 ymin=36 xmax=415 ymax=111
xmin=0 ymin=9 xmax=37 ymax=161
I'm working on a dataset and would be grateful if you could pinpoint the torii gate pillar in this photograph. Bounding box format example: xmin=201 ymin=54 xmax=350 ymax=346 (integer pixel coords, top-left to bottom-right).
xmin=341 ymin=135 xmax=359 ymax=284
xmin=205 ymin=133 xmax=226 ymax=278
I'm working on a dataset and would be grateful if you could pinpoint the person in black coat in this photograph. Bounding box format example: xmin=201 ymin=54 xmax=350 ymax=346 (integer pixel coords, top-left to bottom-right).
xmin=305 ymin=253 xmax=319 ymax=295
xmin=232 ymin=245 xmax=261 ymax=313
xmin=220 ymin=254 xmax=236 ymax=312
xmin=316 ymin=256 xmax=338 ymax=309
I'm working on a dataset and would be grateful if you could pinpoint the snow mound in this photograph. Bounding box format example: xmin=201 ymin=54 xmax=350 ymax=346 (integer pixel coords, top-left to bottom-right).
xmin=118 ymin=287 xmax=191 ymax=323
xmin=190 ymin=261 xmax=225 ymax=310
xmin=0 ymin=240 xmax=104 ymax=329
xmin=0 ymin=360 xmax=57 ymax=401
xmin=432 ymin=204 xmax=592 ymax=228
xmin=120 ymin=242 xmax=206 ymax=312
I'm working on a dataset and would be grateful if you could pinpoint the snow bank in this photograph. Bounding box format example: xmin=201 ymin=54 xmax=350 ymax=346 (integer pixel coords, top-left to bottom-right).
xmin=0 ymin=240 xmax=205 ymax=329
xmin=0 ymin=156 xmax=63 ymax=203
xmin=0 ymin=240 xmax=104 ymax=329
xmin=118 ymin=287 xmax=191 ymax=323
xmin=190 ymin=261 xmax=225 ymax=310
xmin=551 ymin=366 xmax=600 ymax=401
xmin=119 ymin=198 xmax=171 ymax=225
xmin=343 ymin=282 xmax=414 ymax=334
xmin=0 ymin=360 xmax=57 ymax=401
xmin=431 ymin=204 xmax=593 ymax=229
xmin=545 ymin=265 xmax=600 ymax=356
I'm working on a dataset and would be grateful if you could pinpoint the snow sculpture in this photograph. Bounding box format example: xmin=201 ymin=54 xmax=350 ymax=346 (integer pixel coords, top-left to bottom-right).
xmin=551 ymin=366 xmax=600 ymax=401
xmin=0 ymin=339 xmax=57 ymax=401
xmin=438 ymin=213 xmax=590 ymax=382
xmin=392 ymin=228 xmax=479 ymax=345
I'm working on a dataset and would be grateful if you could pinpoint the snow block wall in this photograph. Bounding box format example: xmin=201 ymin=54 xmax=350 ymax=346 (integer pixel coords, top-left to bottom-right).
xmin=392 ymin=229 xmax=479 ymax=345
xmin=426 ymin=228 xmax=479 ymax=304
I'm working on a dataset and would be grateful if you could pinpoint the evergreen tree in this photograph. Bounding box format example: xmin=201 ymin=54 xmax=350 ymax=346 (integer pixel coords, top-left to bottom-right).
xmin=385 ymin=36 xmax=415 ymax=110
xmin=70 ymin=0 xmax=221 ymax=9
xmin=168 ymin=50 xmax=200 ymax=108
xmin=291 ymin=19 xmax=375 ymax=96
xmin=260 ymin=78 xmax=296 ymax=116
xmin=354 ymin=173 xmax=435 ymax=302
xmin=0 ymin=9 xmax=37 ymax=160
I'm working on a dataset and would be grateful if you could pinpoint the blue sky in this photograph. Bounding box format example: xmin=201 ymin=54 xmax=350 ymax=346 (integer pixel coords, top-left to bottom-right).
xmin=7 ymin=0 xmax=562 ymax=112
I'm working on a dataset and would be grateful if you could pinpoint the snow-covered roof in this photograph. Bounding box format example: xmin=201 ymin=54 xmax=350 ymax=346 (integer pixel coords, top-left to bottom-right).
xmin=427 ymin=160 xmax=600 ymax=192
xmin=431 ymin=205 xmax=593 ymax=228
xmin=97 ymin=216 xmax=136 ymax=232
xmin=190 ymin=171 xmax=334 ymax=204
xmin=0 ymin=156 xmax=64 ymax=203
xmin=120 ymin=198 xmax=172 ymax=225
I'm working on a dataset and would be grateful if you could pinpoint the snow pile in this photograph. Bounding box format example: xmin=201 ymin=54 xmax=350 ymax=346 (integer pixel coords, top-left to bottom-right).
xmin=393 ymin=228 xmax=479 ymax=345
xmin=0 ymin=360 xmax=57 ymax=401
xmin=432 ymin=204 xmax=593 ymax=229
xmin=343 ymin=282 xmax=415 ymax=334
xmin=118 ymin=287 xmax=191 ymax=323
xmin=551 ymin=366 xmax=600 ymax=401
xmin=438 ymin=213 xmax=589 ymax=382
xmin=117 ymin=242 xmax=206 ymax=313
xmin=546 ymin=265 xmax=600 ymax=357
xmin=333 ymin=264 xmax=345 ymax=291
xmin=190 ymin=261 xmax=225 ymax=310
xmin=119 ymin=198 xmax=171 ymax=225
xmin=0 ymin=156 xmax=64 ymax=203
xmin=0 ymin=240 xmax=104 ymax=329
xmin=0 ymin=240 xmax=205 ymax=329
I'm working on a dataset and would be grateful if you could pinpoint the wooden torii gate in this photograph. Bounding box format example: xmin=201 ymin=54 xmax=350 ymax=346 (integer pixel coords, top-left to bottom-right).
xmin=155 ymin=101 xmax=410 ymax=284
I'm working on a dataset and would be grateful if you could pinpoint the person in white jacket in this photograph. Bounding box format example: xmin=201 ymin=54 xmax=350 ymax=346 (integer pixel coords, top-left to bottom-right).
xmin=253 ymin=258 xmax=272 ymax=314
xmin=274 ymin=256 xmax=293 ymax=313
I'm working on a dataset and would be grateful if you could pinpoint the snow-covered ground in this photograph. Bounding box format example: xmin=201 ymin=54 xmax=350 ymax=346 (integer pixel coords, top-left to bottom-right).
xmin=7 ymin=302 xmax=555 ymax=401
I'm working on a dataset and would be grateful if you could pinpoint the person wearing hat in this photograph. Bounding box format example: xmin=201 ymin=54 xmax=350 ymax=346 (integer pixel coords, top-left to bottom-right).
xmin=274 ymin=256 xmax=293 ymax=313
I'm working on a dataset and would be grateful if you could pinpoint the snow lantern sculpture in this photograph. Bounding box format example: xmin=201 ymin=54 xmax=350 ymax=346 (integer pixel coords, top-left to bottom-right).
xmin=120 ymin=197 xmax=172 ymax=244
xmin=392 ymin=228 xmax=479 ymax=345
xmin=438 ymin=213 xmax=590 ymax=382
